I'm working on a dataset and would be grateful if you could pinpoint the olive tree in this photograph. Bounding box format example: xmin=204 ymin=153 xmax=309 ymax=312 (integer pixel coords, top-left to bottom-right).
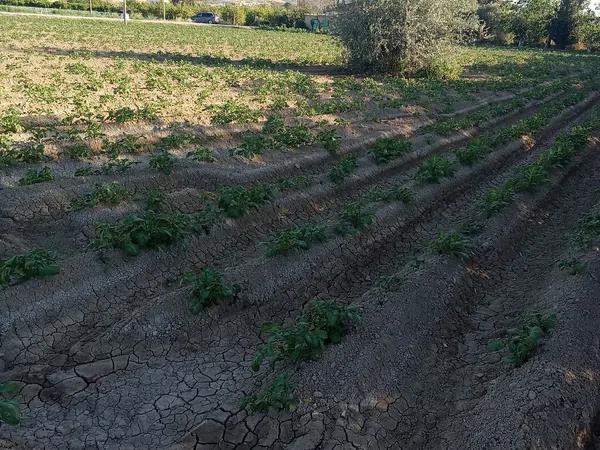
xmin=333 ymin=0 xmax=478 ymax=78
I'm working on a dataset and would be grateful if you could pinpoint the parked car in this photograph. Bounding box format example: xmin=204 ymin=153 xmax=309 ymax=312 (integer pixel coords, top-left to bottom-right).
xmin=192 ymin=12 xmax=220 ymax=24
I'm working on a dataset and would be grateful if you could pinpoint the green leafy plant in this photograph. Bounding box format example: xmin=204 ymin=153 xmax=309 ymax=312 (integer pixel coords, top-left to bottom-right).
xmin=149 ymin=151 xmax=176 ymax=175
xmin=181 ymin=268 xmax=240 ymax=314
xmin=272 ymin=124 xmax=313 ymax=148
xmin=455 ymin=137 xmax=490 ymax=166
xmin=92 ymin=211 xmax=189 ymax=256
xmin=276 ymin=175 xmax=310 ymax=192
xmin=231 ymin=132 xmax=274 ymax=157
xmin=64 ymin=143 xmax=92 ymax=159
xmin=318 ymin=128 xmax=342 ymax=155
xmin=217 ymin=184 xmax=273 ymax=218
xmin=0 ymin=249 xmax=59 ymax=286
xmin=186 ymin=147 xmax=215 ymax=162
xmin=209 ymin=100 xmax=259 ymax=125
xmin=17 ymin=142 xmax=46 ymax=163
xmin=240 ymin=373 xmax=296 ymax=414
xmin=329 ymin=155 xmax=357 ymax=184
xmin=262 ymin=114 xmax=285 ymax=135
xmin=69 ymin=182 xmax=129 ymax=211
xmin=18 ymin=167 xmax=54 ymax=185
xmin=0 ymin=383 xmax=21 ymax=425
xmin=335 ymin=202 xmax=374 ymax=235
xmin=487 ymin=312 xmax=556 ymax=366
xmin=104 ymin=135 xmax=142 ymax=158
xmin=480 ymin=186 xmax=514 ymax=217
xmin=0 ymin=111 xmax=24 ymax=133
xmin=251 ymin=299 xmax=360 ymax=370
xmin=572 ymin=210 xmax=600 ymax=249
xmin=430 ymin=231 xmax=472 ymax=258
xmin=415 ymin=155 xmax=456 ymax=183
xmin=371 ymin=137 xmax=411 ymax=164
xmin=266 ymin=224 xmax=328 ymax=256
xmin=507 ymin=163 xmax=549 ymax=192
xmin=365 ymin=185 xmax=413 ymax=204
xmin=558 ymin=257 xmax=586 ymax=275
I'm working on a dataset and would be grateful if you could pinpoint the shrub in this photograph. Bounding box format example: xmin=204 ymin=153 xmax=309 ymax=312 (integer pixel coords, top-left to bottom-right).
xmin=251 ymin=299 xmax=360 ymax=370
xmin=0 ymin=249 xmax=59 ymax=286
xmin=181 ymin=268 xmax=240 ymax=314
xmin=370 ymin=137 xmax=411 ymax=164
xmin=334 ymin=0 xmax=476 ymax=77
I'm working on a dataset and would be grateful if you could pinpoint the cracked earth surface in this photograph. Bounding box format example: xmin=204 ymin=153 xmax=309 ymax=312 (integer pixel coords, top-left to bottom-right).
xmin=1 ymin=40 xmax=600 ymax=450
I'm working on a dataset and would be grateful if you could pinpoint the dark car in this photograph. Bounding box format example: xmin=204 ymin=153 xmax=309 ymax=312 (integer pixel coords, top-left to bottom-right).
xmin=192 ymin=12 xmax=220 ymax=24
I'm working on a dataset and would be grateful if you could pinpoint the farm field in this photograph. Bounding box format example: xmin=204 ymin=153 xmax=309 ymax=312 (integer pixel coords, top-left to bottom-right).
xmin=1 ymin=14 xmax=600 ymax=449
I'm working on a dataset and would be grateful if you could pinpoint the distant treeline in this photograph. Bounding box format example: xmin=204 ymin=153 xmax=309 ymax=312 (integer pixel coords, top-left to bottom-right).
xmin=0 ymin=0 xmax=309 ymax=27
xmin=478 ymin=0 xmax=600 ymax=51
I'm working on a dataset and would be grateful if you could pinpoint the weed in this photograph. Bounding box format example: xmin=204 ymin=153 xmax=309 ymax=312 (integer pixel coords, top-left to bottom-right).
xmin=240 ymin=374 xmax=296 ymax=413
xmin=186 ymin=147 xmax=215 ymax=162
xmin=487 ymin=311 xmax=556 ymax=366
xmin=252 ymin=299 xmax=360 ymax=370
xmin=217 ymin=184 xmax=273 ymax=218
xmin=158 ymin=132 xmax=198 ymax=150
xmin=149 ymin=151 xmax=176 ymax=175
xmin=18 ymin=167 xmax=54 ymax=185
xmin=371 ymin=137 xmax=411 ymax=164
xmin=329 ymin=156 xmax=357 ymax=184
xmin=415 ymin=155 xmax=456 ymax=183
xmin=377 ymin=273 xmax=404 ymax=291
xmin=0 ymin=383 xmax=21 ymax=425
xmin=266 ymin=224 xmax=328 ymax=256
xmin=181 ymin=268 xmax=240 ymax=314
xmin=317 ymin=128 xmax=342 ymax=155
xmin=92 ymin=211 xmax=189 ymax=256
xmin=335 ymin=202 xmax=375 ymax=235
xmin=70 ymin=182 xmax=129 ymax=211
xmin=430 ymin=231 xmax=472 ymax=258
xmin=0 ymin=249 xmax=59 ymax=286
xmin=479 ymin=187 xmax=514 ymax=217
xmin=107 ymin=106 xmax=157 ymax=123
xmin=558 ymin=257 xmax=586 ymax=275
